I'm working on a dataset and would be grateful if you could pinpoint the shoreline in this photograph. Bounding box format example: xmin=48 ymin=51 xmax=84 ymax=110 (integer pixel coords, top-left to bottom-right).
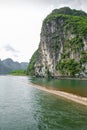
xmin=34 ymin=75 xmax=87 ymax=81
xmin=54 ymin=76 xmax=87 ymax=81
xmin=30 ymin=83 xmax=87 ymax=106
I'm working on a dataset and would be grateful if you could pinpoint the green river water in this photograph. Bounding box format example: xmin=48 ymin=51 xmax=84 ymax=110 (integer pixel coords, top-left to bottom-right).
xmin=0 ymin=76 xmax=87 ymax=130
xmin=30 ymin=77 xmax=87 ymax=97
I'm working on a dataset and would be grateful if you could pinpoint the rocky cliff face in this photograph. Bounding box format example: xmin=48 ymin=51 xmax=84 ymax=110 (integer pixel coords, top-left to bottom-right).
xmin=27 ymin=7 xmax=87 ymax=77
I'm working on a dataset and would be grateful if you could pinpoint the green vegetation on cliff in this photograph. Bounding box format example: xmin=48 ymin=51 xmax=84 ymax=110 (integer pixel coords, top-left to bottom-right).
xmin=44 ymin=9 xmax=87 ymax=37
xmin=27 ymin=49 xmax=39 ymax=75
xmin=56 ymin=59 xmax=81 ymax=76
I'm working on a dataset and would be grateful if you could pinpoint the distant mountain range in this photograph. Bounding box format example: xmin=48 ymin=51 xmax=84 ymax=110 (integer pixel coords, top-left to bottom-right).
xmin=0 ymin=58 xmax=28 ymax=74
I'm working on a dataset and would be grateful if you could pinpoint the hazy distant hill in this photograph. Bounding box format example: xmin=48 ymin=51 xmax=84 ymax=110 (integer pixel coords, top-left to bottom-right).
xmin=0 ymin=58 xmax=28 ymax=74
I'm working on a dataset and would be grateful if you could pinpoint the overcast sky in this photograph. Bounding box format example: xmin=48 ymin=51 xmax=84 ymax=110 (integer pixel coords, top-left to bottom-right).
xmin=0 ymin=0 xmax=87 ymax=62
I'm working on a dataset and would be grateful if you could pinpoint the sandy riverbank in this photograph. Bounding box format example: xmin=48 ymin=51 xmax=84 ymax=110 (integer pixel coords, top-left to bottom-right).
xmin=30 ymin=83 xmax=87 ymax=106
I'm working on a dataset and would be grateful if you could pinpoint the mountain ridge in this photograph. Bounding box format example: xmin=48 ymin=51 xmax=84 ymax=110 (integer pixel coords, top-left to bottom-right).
xmin=51 ymin=7 xmax=87 ymax=17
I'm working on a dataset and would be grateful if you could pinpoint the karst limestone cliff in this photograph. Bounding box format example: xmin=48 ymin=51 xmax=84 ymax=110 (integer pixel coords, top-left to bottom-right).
xmin=27 ymin=7 xmax=87 ymax=77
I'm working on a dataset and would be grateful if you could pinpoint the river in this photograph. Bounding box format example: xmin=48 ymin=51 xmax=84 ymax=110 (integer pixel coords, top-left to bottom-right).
xmin=0 ymin=75 xmax=87 ymax=130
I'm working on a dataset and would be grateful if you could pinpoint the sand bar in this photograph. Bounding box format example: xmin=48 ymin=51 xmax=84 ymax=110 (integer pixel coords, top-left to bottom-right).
xmin=30 ymin=83 xmax=87 ymax=106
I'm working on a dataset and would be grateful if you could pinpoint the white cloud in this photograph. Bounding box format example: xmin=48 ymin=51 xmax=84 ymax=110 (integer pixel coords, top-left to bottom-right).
xmin=4 ymin=44 xmax=19 ymax=52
